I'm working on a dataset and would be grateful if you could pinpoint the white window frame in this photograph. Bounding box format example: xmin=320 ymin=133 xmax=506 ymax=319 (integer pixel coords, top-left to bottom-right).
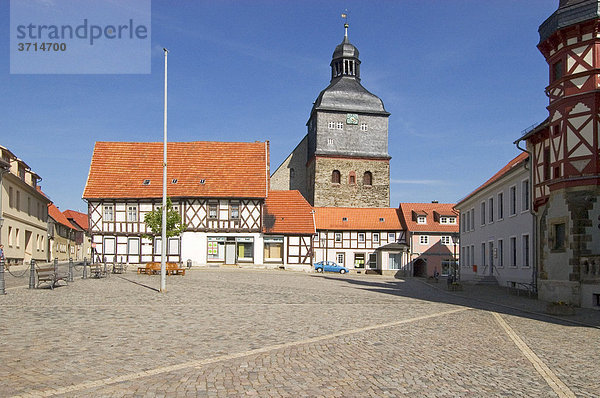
xmin=103 ymin=204 xmax=114 ymax=222
xmin=417 ymin=216 xmax=426 ymax=224
xmin=488 ymin=197 xmax=494 ymax=223
xmin=522 ymin=234 xmax=530 ymax=268
xmin=358 ymin=233 xmax=365 ymax=242
xmin=480 ymin=202 xmax=486 ymax=226
xmin=509 ymin=185 xmax=517 ymax=216
xmin=127 ymin=237 xmax=140 ymax=255
xmin=336 ymin=122 xmax=343 ymax=130
xmin=509 ymin=236 xmax=517 ymax=267
xmin=440 ymin=236 xmax=451 ymax=245
xmin=388 ymin=232 xmax=396 ymax=242
xmin=522 ymin=179 xmax=530 ymax=212
xmin=497 ymin=192 xmax=504 ymax=220
xmin=372 ymin=233 xmax=379 ymax=243
xmin=328 ymin=121 xmax=335 ymax=129
xmin=360 ymin=123 xmax=368 ymax=132
xmin=497 ymin=239 xmax=504 ymax=267
xmin=334 ymin=233 xmax=342 ymax=242
xmin=336 ymin=252 xmax=345 ymax=265
xmin=127 ymin=205 xmax=138 ymax=222
xmin=419 ymin=235 xmax=429 ymax=245
xmin=470 ymin=208 xmax=475 ymax=230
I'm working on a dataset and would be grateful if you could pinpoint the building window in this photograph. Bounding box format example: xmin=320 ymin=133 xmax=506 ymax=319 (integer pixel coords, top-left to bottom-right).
xmin=353 ymin=253 xmax=364 ymax=268
xmin=417 ymin=216 xmax=426 ymax=224
xmin=498 ymin=239 xmax=504 ymax=267
xmin=481 ymin=242 xmax=486 ymax=267
xmin=470 ymin=209 xmax=474 ymax=230
xmin=464 ymin=212 xmax=469 ymax=232
xmin=510 ymin=237 xmax=517 ymax=267
xmin=360 ymin=123 xmax=368 ymax=132
xmin=331 ymin=170 xmax=341 ymax=184
xmin=419 ymin=235 xmax=429 ymax=245
xmin=522 ymin=235 xmax=530 ymax=267
xmin=510 ymin=186 xmax=517 ymax=216
xmin=470 ymin=245 xmax=474 ymax=268
xmin=552 ymin=223 xmax=566 ymax=251
xmin=127 ymin=205 xmax=137 ymax=222
xmin=207 ymin=238 xmax=225 ymax=260
xmin=441 ymin=236 xmax=451 ymax=245
xmin=16 ymin=190 xmax=20 ymax=211
xmin=328 ymin=121 xmax=335 ymax=129
xmin=336 ymin=252 xmax=345 ymax=265
xmin=488 ymin=241 xmax=494 ymax=268
xmin=440 ymin=217 xmax=456 ymax=224
xmin=128 ymin=238 xmax=140 ymax=255
xmin=8 ymin=187 xmax=13 ymax=208
xmin=373 ymin=233 xmax=379 ymax=243
xmin=290 ymin=168 xmax=295 ymax=179
xmin=552 ymin=60 xmax=563 ymax=82
xmin=358 ymin=233 xmax=365 ymax=242
xmin=27 ymin=197 xmax=31 ymax=216
xmin=388 ymin=232 xmax=396 ymax=242
xmin=8 ymin=226 xmax=13 ymax=247
xmin=103 ymin=205 xmax=114 ymax=222
xmin=363 ymin=171 xmax=372 ymax=186
xmin=488 ymin=198 xmax=494 ymax=223
xmin=349 ymin=171 xmax=356 ymax=185
xmin=208 ymin=203 xmax=218 ymax=219
xmin=498 ymin=192 xmax=504 ymax=220
xmin=327 ymin=138 xmax=334 ymax=145
xmin=230 ymin=203 xmax=240 ymax=220
xmin=264 ymin=237 xmax=283 ymax=261
xmin=368 ymin=253 xmax=377 ymax=268
xmin=522 ymin=180 xmax=529 ymax=211
xmin=168 ymin=238 xmax=180 ymax=255
xmin=334 ymin=233 xmax=342 ymax=242
xmin=237 ymin=239 xmax=254 ymax=261
xmin=336 ymin=122 xmax=343 ymax=130
xmin=480 ymin=202 xmax=486 ymax=225
xmin=18 ymin=165 xmax=25 ymax=180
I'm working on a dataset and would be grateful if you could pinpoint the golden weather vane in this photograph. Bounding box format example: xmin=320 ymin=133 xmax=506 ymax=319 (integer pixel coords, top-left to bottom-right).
xmin=341 ymin=9 xmax=349 ymax=37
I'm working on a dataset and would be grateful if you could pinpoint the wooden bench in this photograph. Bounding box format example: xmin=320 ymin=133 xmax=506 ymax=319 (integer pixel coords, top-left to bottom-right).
xmin=35 ymin=265 xmax=68 ymax=289
xmin=112 ymin=263 xmax=127 ymax=274
xmin=506 ymin=281 xmax=535 ymax=297
xmin=137 ymin=262 xmax=185 ymax=276
xmin=89 ymin=263 xmax=108 ymax=278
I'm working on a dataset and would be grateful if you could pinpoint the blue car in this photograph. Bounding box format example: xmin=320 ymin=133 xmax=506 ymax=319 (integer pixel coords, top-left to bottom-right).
xmin=314 ymin=261 xmax=349 ymax=274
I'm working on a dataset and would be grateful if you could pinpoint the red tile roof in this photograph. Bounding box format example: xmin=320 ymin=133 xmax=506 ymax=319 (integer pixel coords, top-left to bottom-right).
xmin=83 ymin=141 xmax=269 ymax=200
xmin=263 ymin=191 xmax=315 ymax=235
xmin=314 ymin=207 xmax=404 ymax=231
xmin=63 ymin=210 xmax=89 ymax=231
xmin=398 ymin=203 xmax=459 ymax=233
xmin=456 ymin=152 xmax=529 ymax=206
xmin=48 ymin=203 xmax=76 ymax=230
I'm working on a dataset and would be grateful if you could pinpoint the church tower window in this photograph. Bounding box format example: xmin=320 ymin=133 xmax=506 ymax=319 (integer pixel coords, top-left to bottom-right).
xmin=332 ymin=170 xmax=341 ymax=184
xmin=363 ymin=171 xmax=372 ymax=186
xmin=349 ymin=171 xmax=356 ymax=185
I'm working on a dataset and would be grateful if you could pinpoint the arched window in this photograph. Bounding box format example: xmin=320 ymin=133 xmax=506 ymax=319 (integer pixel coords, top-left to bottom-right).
xmin=331 ymin=170 xmax=341 ymax=184
xmin=349 ymin=171 xmax=356 ymax=185
xmin=363 ymin=171 xmax=372 ymax=186
xmin=290 ymin=168 xmax=295 ymax=179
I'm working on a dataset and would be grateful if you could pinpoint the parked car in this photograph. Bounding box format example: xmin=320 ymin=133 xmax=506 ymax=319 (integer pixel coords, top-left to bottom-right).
xmin=314 ymin=261 xmax=349 ymax=274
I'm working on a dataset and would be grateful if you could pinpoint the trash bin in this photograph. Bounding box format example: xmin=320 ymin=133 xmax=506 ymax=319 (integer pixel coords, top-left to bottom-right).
xmin=187 ymin=259 xmax=192 ymax=269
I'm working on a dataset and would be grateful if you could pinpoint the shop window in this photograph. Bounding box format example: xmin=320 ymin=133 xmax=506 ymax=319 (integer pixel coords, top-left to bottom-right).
xmin=354 ymin=253 xmax=365 ymax=268
xmin=264 ymin=237 xmax=283 ymax=261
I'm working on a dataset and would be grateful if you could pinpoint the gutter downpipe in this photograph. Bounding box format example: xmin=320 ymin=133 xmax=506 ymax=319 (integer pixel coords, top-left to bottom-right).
xmin=515 ymin=138 xmax=537 ymax=293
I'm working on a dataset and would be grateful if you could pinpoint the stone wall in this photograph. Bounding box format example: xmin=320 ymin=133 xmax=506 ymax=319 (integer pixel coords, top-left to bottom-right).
xmin=270 ymin=135 xmax=309 ymax=198
xmin=313 ymin=156 xmax=389 ymax=207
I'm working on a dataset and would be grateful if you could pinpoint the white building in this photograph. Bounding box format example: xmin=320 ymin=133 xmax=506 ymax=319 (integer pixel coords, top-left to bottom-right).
xmin=456 ymin=152 xmax=535 ymax=289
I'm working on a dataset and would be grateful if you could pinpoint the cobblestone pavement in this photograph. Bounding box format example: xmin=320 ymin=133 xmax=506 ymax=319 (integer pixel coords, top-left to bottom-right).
xmin=1 ymin=268 xmax=598 ymax=397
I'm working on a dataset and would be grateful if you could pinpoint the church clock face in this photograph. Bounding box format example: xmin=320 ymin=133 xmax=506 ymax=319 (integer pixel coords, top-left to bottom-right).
xmin=346 ymin=113 xmax=359 ymax=125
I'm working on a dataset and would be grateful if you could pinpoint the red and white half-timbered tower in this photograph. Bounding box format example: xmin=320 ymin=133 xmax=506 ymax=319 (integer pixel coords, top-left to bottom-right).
xmin=518 ymin=0 xmax=600 ymax=308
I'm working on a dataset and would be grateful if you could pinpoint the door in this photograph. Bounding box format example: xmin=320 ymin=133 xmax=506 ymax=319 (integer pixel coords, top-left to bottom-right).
xmin=225 ymin=243 xmax=236 ymax=264
xmin=24 ymin=231 xmax=32 ymax=263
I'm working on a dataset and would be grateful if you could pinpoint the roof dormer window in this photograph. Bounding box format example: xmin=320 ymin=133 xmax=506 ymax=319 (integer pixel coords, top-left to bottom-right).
xmin=417 ymin=216 xmax=426 ymax=224
xmin=142 ymin=179 xmax=150 ymax=185
xmin=171 ymin=179 xmax=178 ymax=184
xmin=342 ymin=217 xmax=348 ymax=222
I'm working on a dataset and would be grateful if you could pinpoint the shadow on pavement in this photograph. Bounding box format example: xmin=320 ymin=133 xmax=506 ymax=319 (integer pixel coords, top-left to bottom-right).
xmin=313 ymin=274 xmax=600 ymax=329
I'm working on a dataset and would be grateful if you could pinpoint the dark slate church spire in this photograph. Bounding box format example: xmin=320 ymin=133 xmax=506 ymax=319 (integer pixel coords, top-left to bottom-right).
xmin=330 ymin=21 xmax=361 ymax=81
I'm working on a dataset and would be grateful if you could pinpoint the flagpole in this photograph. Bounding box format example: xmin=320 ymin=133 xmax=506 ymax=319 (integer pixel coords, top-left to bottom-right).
xmin=161 ymin=48 xmax=168 ymax=293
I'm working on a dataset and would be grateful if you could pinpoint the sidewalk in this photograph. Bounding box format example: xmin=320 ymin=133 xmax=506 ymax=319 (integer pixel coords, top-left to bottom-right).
xmin=421 ymin=278 xmax=600 ymax=328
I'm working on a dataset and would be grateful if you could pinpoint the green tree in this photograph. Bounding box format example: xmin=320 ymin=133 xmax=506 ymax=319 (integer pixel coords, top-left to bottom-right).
xmin=142 ymin=198 xmax=187 ymax=239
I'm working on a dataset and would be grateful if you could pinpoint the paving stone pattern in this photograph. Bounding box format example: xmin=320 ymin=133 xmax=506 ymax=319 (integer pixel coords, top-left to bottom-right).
xmin=1 ymin=268 xmax=598 ymax=397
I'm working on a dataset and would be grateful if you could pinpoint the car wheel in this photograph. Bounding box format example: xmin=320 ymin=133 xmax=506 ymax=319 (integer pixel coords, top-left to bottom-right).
xmin=339 ymin=269 xmax=346 ymax=274
xmin=316 ymin=268 xmax=323 ymax=273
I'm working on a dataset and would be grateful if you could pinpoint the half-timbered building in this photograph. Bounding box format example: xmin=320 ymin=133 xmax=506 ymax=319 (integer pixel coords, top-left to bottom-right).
xmin=83 ymin=141 xmax=270 ymax=266
xmin=515 ymin=0 xmax=600 ymax=308
xmin=262 ymin=190 xmax=315 ymax=269
xmin=312 ymin=207 xmax=409 ymax=276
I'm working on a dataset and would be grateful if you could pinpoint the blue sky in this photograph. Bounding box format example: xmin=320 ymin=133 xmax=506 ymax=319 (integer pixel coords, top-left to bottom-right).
xmin=1 ymin=0 xmax=558 ymax=213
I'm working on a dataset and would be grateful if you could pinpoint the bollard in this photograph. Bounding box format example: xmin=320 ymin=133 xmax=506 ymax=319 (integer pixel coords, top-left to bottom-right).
xmin=82 ymin=257 xmax=88 ymax=279
xmin=68 ymin=258 xmax=74 ymax=282
xmin=29 ymin=259 xmax=36 ymax=289
xmin=0 ymin=258 xmax=5 ymax=295
xmin=103 ymin=260 xmax=107 ymax=276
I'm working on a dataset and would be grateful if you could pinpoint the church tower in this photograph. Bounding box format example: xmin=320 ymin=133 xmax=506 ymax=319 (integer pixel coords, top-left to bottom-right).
xmin=271 ymin=22 xmax=391 ymax=207
xmin=306 ymin=23 xmax=391 ymax=207
xmin=520 ymin=0 xmax=600 ymax=307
